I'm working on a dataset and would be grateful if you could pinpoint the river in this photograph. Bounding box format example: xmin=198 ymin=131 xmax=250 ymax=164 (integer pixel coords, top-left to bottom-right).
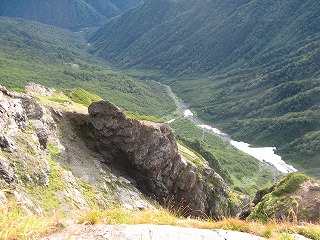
xmin=164 ymin=84 xmax=297 ymax=174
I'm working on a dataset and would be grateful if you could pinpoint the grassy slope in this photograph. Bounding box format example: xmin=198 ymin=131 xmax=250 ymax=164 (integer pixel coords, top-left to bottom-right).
xmin=0 ymin=17 xmax=176 ymax=119
xmin=170 ymin=118 xmax=274 ymax=196
xmin=90 ymin=0 xmax=320 ymax=177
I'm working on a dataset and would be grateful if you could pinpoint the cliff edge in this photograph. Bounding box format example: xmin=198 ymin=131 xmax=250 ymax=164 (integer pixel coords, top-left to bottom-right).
xmin=89 ymin=101 xmax=238 ymax=218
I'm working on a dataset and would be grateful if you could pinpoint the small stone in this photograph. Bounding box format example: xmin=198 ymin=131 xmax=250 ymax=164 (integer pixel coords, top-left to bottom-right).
xmin=0 ymin=191 xmax=8 ymax=206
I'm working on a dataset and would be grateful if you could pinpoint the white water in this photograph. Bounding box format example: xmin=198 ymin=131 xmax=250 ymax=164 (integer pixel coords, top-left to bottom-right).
xmin=163 ymin=83 xmax=297 ymax=173
xmin=172 ymin=107 xmax=297 ymax=173
xmin=230 ymin=141 xmax=297 ymax=173
xmin=183 ymin=109 xmax=194 ymax=117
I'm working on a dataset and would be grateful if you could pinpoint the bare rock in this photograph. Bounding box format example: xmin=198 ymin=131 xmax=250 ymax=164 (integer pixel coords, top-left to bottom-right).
xmin=41 ymin=224 xmax=266 ymax=240
xmin=89 ymin=101 xmax=235 ymax=218
xmin=25 ymin=82 xmax=55 ymax=96
xmin=0 ymin=134 xmax=15 ymax=152
xmin=0 ymin=156 xmax=16 ymax=185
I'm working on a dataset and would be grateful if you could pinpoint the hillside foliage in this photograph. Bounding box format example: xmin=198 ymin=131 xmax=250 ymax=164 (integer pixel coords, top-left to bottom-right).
xmin=0 ymin=0 xmax=143 ymax=30
xmin=170 ymin=118 xmax=275 ymax=196
xmin=0 ymin=17 xmax=176 ymax=119
xmin=90 ymin=0 xmax=320 ymax=177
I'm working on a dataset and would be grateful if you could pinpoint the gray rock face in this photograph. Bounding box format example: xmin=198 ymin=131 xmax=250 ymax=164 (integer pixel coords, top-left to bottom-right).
xmin=0 ymin=85 xmax=155 ymax=214
xmin=89 ymin=101 xmax=234 ymax=218
xmin=0 ymin=156 xmax=16 ymax=186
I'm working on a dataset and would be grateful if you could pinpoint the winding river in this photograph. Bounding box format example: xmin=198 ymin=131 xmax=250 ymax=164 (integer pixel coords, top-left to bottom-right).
xmin=164 ymin=84 xmax=297 ymax=174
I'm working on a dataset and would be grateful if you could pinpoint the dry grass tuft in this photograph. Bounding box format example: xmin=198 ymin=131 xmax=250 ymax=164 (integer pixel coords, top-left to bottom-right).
xmin=1 ymin=193 xmax=320 ymax=240
xmin=0 ymin=193 xmax=64 ymax=240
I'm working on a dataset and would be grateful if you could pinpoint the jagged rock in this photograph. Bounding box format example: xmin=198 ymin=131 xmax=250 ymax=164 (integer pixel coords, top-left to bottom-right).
xmin=0 ymin=134 xmax=15 ymax=152
xmin=89 ymin=101 xmax=235 ymax=218
xmin=25 ymin=82 xmax=55 ymax=96
xmin=0 ymin=156 xmax=16 ymax=185
xmin=0 ymin=84 xmax=155 ymax=215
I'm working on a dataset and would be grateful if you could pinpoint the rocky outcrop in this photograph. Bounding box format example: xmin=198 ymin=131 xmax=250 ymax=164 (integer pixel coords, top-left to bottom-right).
xmin=89 ymin=101 xmax=236 ymax=218
xmin=0 ymin=84 xmax=154 ymax=214
xmin=247 ymin=173 xmax=320 ymax=222
xmin=0 ymin=84 xmax=243 ymax=218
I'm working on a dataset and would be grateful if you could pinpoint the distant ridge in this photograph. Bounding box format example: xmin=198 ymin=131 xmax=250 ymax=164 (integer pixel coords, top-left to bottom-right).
xmin=0 ymin=0 xmax=143 ymax=30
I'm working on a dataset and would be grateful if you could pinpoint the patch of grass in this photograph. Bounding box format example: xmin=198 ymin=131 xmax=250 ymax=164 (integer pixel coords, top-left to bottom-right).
xmin=249 ymin=173 xmax=312 ymax=222
xmin=64 ymin=88 xmax=103 ymax=107
xmin=9 ymin=87 xmax=27 ymax=93
xmin=77 ymin=208 xmax=178 ymax=226
xmin=75 ymin=207 xmax=320 ymax=240
xmin=273 ymin=173 xmax=310 ymax=196
xmin=47 ymin=141 xmax=62 ymax=157
xmin=177 ymin=142 xmax=204 ymax=167
xmin=25 ymin=158 xmax=67 ymax=212
xmin=1 ymin=195 xmax=320 ymax=240
xmin=0 ymin=194 xmax=64 ymax=240
xmin=298 ymin=225 xmax=320 ymax=240
xmin=125 ymin=111 xmax=164 ymax=123
xmin=48 ymin=97 xmax=70 ymax=104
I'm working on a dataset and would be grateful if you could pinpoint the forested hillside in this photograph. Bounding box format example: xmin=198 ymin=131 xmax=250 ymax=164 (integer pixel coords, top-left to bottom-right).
xmin=0 ymin=17 xmax=175 ymax=118
xmin=84 ymin=0 xmax=144 ymax=19
xmin=90 ymin=0 xmax=320 ymax=178
xmin=0 ymin=0 xmax=143 ymax=30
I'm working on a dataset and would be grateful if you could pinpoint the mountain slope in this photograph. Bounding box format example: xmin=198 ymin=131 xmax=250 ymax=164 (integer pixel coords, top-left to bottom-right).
xmin=0 ymin=16 xmax=176 ymax=119
xmin=90 ymin=0 xmax=320 ymax=177
xmin=84 ymin=0 xmax=144 ymax=19
xmin=90 ymin=0 xmax=320 ymax=74
xmin=0 ymin=0 xmax=143 ymax=30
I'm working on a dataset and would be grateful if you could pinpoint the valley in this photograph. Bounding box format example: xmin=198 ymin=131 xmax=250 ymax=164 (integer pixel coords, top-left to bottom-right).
xmin=165 ymin=83 xmax=296 ymax=174
xmin=90 ymin=0 xmax=320 ymax=178
xmin=0 ymin=0 xmax=319 ymax=239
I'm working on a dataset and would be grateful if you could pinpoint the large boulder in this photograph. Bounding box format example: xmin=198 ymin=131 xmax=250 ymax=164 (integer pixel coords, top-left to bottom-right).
xmin=89 ymin=101 xmax=237 ymax=218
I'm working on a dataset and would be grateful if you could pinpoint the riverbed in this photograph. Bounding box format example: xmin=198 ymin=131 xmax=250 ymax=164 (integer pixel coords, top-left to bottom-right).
xmin=165 ymin=85 xmax=297 ymax=174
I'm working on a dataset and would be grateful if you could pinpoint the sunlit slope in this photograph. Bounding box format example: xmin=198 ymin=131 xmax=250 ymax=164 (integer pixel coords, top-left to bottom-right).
xmin=0 ymin=17 xmax=176 ymax=118
xmin=90 ymin=0 xmax=320 ymax=177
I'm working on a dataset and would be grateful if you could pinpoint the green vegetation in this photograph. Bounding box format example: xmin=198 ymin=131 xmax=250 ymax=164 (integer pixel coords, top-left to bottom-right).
xmin=249 ymin=173 xmax=311 ymax=222
xmin=0 ymin=199 xmax=63 ymax=240
xmin=125 ymin=111 xmax=164 ymax=123
xmin=1 ymin=199 xmax=320 ymax=240
xmin=25 ymin=158 xmax=67 ymax=212
xmin=91 ymin=0 xmax=320 ymax=178
xmin=170 ymin=118 xmax=274 ymax=196
xmin=64 ymin=88 xmax=102 ymax=107
xmin=0 ymin=0 xmax=143 ymax=30
xmin=0 ymin=17 xmax=176 ymax=119
xmin=47 ymin=141 xmax=62 ymax=158
xmin=177 ymin=142 xmax=205 ymax=167
xmin=272 ymin=173 xmax=310 ymax=197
